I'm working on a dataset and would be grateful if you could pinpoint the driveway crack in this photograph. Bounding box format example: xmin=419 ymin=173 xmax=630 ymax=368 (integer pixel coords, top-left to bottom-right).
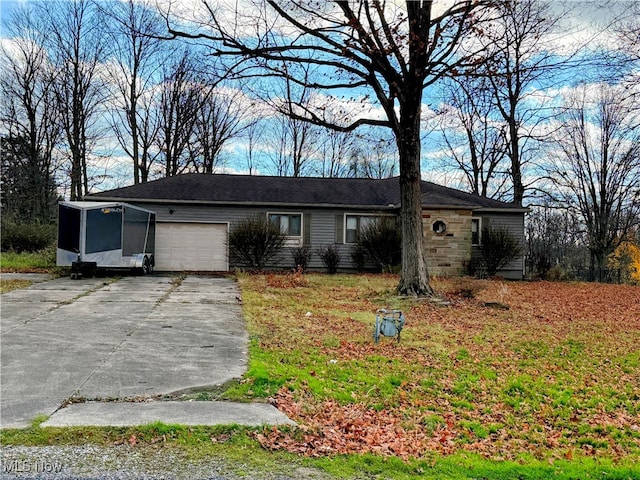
xmin=68 ymin=275 xmax=185 ymax=404
xmin=1 ymin=278 xmax=117 ymax=334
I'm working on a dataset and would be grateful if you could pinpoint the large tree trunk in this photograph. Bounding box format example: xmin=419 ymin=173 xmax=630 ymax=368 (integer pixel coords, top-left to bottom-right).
xmin=70 ymin=144 xmax=83 ymax=200
xmin=395 ymin=98 xmax=433 ymax=297
xmin=129 ymin=78 xmax=140 ymax=184
xmin=397 ymin=166 xmax=432 ymax=296
xmin=509 ymin=120 xmax=524 ymax=205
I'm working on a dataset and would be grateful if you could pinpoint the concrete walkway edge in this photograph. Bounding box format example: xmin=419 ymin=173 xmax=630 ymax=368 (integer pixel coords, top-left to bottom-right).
xmin=41 ymin=401 xmax=296 ymax=428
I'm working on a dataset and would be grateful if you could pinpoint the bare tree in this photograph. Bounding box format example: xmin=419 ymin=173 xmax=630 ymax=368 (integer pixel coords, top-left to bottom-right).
xmin=0 ymin=5 xmax=61 ymax=223
xmin=478 ymin=0 xmax=565 ymax=205
xmin=263 ymin=69 xmax=321 ymax=177
xmin=613 ymin=2 xmax=640 ymax=90
xmin=165 ymin=1 xmax=496 ymax=295
xmin=315 ymin=129 xmax=353 ymax=178
xmin=548 ymin=85 xmax=640 ymax=273
xmin=526 ymin=203 xmax=589 ymax=279
xmin=437 ymin=75 xmax=509 ymax=199
xmin=131 ymin=87 xmax=162 ymax=181
xmin=264 ymin=110 xmax=320 ymax=177
xmin=156 ymin=51 xmax=203 ymax=177
xmin=102 ymin=0 xmax=165 ymax=184
xmin=44 ymin=0 xmax=108 ymax=200
xmin=264 ymin=115 xmax=289 ymax=177
xmin=188 ymin=85 xmax=251 ymax=173
xmin=349 ymin=132 xmax=397 ymax=179
xmin=242 ymin=116 xmax=266 ymax=175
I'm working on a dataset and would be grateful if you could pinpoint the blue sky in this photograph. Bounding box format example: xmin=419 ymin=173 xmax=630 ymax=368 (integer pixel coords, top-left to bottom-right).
xmin=0 ymin=0 xmax=24 ymax=25
xmin=1 ymin=0 xmax=636 ymax=198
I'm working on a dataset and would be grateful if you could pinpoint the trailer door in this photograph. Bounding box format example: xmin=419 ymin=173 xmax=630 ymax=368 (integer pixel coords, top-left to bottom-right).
xmin=58 ymin=205 xmax=81 ymax=253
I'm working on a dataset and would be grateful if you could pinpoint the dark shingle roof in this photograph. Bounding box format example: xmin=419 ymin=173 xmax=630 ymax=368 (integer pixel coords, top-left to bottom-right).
xmin=89 ymin=173 xmax=525 ymax=211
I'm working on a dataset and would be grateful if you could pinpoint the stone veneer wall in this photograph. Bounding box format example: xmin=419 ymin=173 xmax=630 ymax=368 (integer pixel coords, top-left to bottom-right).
xmin=423 ymin=209 xmax=473 ymax=276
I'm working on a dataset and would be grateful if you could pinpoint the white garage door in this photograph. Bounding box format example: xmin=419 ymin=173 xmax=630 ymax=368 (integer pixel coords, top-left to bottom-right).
xmin=155 ymin=223 xmax=228 ymax=271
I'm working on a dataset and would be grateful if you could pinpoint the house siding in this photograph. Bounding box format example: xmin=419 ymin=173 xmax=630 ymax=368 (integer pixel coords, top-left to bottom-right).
xmin=126 ymin=201 xmax=383 ymax=271
xmin=124 ymin=200 xmax=525 ymax=277
xmin=472 ymin=212 xmax=526 ymax=279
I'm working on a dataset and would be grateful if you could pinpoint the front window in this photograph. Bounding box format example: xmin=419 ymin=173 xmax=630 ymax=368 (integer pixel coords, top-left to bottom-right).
xmin=345 ymin=215 xmax=380 ymax=243
xmin=472 ymin=218 xmax=481 ymax=245
xmin=269 ymin=213 xmax=302 ymax=237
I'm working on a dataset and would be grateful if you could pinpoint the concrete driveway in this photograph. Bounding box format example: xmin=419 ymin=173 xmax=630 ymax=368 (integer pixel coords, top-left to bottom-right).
xmin=0 ymin=275 xmax=248 ymax=429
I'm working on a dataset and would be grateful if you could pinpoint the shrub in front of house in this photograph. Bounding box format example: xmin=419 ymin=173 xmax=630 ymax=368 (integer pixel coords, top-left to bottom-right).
xmin=318 ymin=245 xmax=340 ymax=274
xmin=350 ymin=245 xmax=367 ymax=272
xmin=479 ymin=225 xmax=522 ymax=277
xmin=228 ymin=215 xmax=285 ymax=271
xmin=355 ymin=217 xmax=402 ymax=273
xmin=291 ymin=245 xmax=312 ymax=271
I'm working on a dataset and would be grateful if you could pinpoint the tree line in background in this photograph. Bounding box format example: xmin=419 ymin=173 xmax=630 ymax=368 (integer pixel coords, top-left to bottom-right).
xmin=1 ymin=0 xmax=639 ymax=284
xmin=0 ymin=0 xmax=398 ymax=212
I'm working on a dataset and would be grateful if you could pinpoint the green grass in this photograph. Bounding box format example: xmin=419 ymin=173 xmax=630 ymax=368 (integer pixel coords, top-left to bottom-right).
xmin=3 ymin=273 xmax=640 ymax=479
xmin=1 ymin=247 xmax=58 ymax=291
xmin=1 ymin=247 xmax=67 ymax=292
xmin=2 ymin=421 xmax=639 ymax=479
xmin=0 ymin=246 xmax=57 ymax=272
xmin=314 ymin=452 xmax=640 ymax=479
xmin=233 ymin=274 xmax=640 ymax=465
xmin=1 ymin=417 xmax=245 ymax=448
xmin=0 ymin=421 xmax=308 ymax=477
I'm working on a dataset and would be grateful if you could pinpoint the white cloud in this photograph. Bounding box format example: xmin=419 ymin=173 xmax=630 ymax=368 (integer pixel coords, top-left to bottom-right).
xmin=546 ymin=2 xmax=628 ymax=55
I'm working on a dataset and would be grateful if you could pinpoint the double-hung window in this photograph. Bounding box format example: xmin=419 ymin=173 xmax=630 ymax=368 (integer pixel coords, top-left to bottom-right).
xmin=345 ymin=215 xmax=380 ymax=244
xmin=471 ymin=218 xmax=481 ymax=245
xmin=269 ymin=213 xmax=302 ymax=237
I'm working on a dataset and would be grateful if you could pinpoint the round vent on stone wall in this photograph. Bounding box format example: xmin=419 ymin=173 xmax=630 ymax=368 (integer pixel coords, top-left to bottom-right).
xmin=432 ymin=220 xmax=447 ymax=235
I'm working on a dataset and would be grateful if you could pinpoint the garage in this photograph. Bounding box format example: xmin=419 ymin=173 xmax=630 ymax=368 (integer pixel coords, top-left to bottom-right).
xmin=155 ymin=222 xmax=228 ymax=271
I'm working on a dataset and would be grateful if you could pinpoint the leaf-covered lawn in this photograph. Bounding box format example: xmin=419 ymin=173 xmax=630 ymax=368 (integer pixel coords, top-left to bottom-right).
xmin=235 ymin=273 xmax=640 ymax=463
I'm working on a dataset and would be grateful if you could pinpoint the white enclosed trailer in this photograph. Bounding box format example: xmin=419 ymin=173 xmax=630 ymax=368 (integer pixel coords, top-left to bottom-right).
xmin=57 ymin=201 xmax=156 ymax=277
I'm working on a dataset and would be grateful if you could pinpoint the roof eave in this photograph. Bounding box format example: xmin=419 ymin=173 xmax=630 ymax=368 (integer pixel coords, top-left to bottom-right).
xmin=87 ymin=195 xmax=400 ymax=211
xmin=473 ymin=206 xmax=531 ymax=213
xmin=421 ymin=203 xmax=477 ymax=210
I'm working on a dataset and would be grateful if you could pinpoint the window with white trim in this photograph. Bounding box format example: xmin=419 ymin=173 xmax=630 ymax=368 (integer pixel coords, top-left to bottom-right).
xmin=471 ymin=218 xmax=481 ymax=245
xmin=269 ymin=213 xmax=302 ymax=237
xmin=345 ymin=214 xmax=386 ymax=244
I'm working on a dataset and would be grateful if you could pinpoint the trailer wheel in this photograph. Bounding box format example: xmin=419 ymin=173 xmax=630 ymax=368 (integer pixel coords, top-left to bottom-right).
xmin=141 ymin=256 xmax=151 ymax=275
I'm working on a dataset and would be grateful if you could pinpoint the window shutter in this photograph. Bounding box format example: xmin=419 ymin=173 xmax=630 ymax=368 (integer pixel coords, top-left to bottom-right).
xmin=335 ymin=214 xmax=344 ymax=243
xmin=304 ymin=213 xmax=311 ymax=245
